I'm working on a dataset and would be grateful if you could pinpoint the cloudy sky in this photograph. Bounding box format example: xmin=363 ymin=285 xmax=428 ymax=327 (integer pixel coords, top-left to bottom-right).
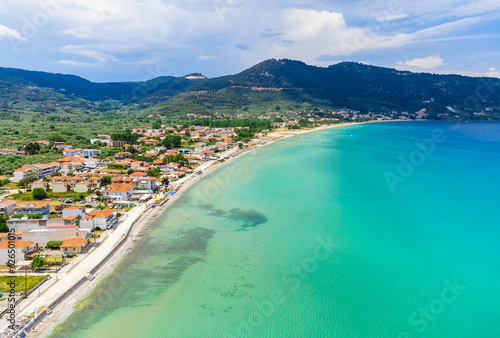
xmin=0 ymin=0 xmax=499 ymax=82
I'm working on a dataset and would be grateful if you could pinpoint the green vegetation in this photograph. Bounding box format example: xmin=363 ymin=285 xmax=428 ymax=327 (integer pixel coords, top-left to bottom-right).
xmin=101 ymin=176 xmax=112 ymax=186
xmin=45 ymin=256 xmax=63 ymax=266
xmin=0 ymin=275 xmax=47 ymax=293
xmin=0 ymin=153 xmax=62 ymax=176
xmin=32 ymin=187 xmax=47 ymax=200
xmin=12 ymin=213 xmax=45 ymax=219
xmin=162 ymin=154 xmax=188 ymax=166
xmin=0 ymin=59 xmax=498 ymax=178
xmin=10 ymin=190 xmax=91 ymax=202
xmin=111 ymin=130 xmax=139 ymax=143
xmin=146 ymin=168 xmax=161 ymax=178
xmin=0 ymin=214 xmax=7 ymax=232
xmin=46 ymin=241 xmax=63 ymax=249
xmin=161 ymin=135 xmax=182 ymax=148
xmin=30 ymin=256 xmax=45 ymax=270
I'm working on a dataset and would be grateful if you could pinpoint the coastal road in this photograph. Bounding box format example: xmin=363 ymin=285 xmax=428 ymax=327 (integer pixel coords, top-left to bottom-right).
xmin=0 ymin=205 xmax=146 ymax=335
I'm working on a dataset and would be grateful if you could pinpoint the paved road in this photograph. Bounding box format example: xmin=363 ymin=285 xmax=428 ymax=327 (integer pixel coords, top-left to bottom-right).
xmin=0 ymin=205 xmax=146 ymax=334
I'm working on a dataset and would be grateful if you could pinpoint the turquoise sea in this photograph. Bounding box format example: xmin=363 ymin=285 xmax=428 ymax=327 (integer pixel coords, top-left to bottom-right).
xmin=52 ymin=121 xmax=500 ymax=337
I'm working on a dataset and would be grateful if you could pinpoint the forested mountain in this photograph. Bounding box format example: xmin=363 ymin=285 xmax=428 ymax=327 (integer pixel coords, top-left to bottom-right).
xmin=1 ymin=59 xmax=499 ymax=119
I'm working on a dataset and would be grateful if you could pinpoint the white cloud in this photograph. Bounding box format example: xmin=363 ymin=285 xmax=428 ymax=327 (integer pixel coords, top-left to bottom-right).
xmin=486 ymin=67 xmax=500 ymax=78
xmin=0 ymin=0 xmax=498 ymax=80
xmin=61 ymin=26 xmax=92 ymax=39
xmin=398 ymin=55 xmax=444 ymax=69
xmin=55 ymin=60 xmax=99 ymax=66
xmin=198 ymin=55 xmax=218 ymax=60
xmin=376 ymin=14 xmax=409 ymax=22
xmin=451 ymin=0 xmax=500 ymax=17
xmin=0 ymin=23 xmax=24 ymax=40
xmin=59 ymin=44 xmax=119 ymax=64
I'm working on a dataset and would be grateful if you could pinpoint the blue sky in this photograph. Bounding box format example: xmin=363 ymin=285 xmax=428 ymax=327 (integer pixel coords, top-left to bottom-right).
xmin=0 ymin=0 xmax=499 ymax=82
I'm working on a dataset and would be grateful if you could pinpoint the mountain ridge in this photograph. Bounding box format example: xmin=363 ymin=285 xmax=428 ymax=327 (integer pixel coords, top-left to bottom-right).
xmin=1 ymin=59 xmax=499 ymax=119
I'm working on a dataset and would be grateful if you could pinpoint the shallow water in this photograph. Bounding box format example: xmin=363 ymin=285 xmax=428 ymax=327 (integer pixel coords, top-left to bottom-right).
xmin=52 ymin=121 xmax=500 ymax=337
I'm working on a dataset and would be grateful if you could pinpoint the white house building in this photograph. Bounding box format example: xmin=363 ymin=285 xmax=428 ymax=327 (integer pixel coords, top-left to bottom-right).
xmin=0 ymin=240 xmax=35 ymax=264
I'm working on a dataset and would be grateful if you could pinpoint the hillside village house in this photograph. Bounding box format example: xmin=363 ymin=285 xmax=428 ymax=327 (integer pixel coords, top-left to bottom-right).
xmin=82 ymin=149 xmax=102 ymax=157
xmin=137 ymin=176 xmax=157 ymax=191
xmin=14 ymin=201 xmax=51 ymax=215
xmin=0 ymin=200 xmax=16 ymax=217
xmin=74 ymin=181 xmax=94 ymax=193
xmin=115 ymin=152 xmax=132 ymax=159
xmin=0 ymin=240 xmax=35 ymax=264
xmin=32 ymin=180 xmax=49 ymax=190
xmin=62 ymin=207 xmax=86 ymax=219
xmin=0 ymin=148 xmax=21 ymax=156
xmin=52 ymin=181 xmax=68 ymax=193
xmin=21 ymin=225 xmax=90 ymax=248
xmin=110 ymin=140 xmax=126 ymax=148
xmin=62 ymin=148 xmax=84 ymax=157
xmin=102 ymin=183 xmax=136 ymax=200
xmin=60 ymin=237 xmax=89 ymax=254
xmin=13 ymin=162 xmax=60 ymax=182
xmin=80 ymin=209 xmax=116 ymax=230
xmin=8 ymin=215 xmax=77 ymax=232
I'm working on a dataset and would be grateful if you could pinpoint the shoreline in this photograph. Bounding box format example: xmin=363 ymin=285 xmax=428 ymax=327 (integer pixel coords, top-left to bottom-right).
xmin=31 ymin=119 xmax=407 ymax=336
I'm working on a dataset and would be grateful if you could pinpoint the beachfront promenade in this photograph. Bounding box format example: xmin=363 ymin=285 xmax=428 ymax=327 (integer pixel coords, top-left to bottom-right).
xmin=0 ymin=205 xmax=146 ymax=335
xmin=0 ymin=146 xmax=241 ymax=336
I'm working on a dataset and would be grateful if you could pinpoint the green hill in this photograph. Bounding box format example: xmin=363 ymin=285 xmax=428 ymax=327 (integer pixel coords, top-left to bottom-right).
xmin=1 ymin=59 xmax=499 ymax=119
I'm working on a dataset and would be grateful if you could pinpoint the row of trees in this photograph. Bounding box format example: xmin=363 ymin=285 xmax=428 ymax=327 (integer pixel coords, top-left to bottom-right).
xmin=111 ymin=129 xmax=139 ymax=143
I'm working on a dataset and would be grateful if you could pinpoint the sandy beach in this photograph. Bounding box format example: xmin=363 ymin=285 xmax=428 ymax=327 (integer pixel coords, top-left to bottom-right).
xmin=29 ymin=120 xmax=394 ymax=336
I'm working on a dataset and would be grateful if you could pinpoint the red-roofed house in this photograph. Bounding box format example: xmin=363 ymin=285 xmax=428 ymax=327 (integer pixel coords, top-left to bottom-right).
xmin=60 ymin=237 xmax=89 ymax=254
xmin=102 ymin=183 xmax=136 ymax=200
xmin=0 ymin=200 xmax=16 ymax=217
xmin=0 ymin=240 xmax=34 ymax=264
xmin=81 ymin=208 xmax=117 ymax=230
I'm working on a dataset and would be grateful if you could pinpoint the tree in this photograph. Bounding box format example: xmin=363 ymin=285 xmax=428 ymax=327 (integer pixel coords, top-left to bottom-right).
xmin=48 ymin=132 xmax=65 ymax=143
xmin=32 ymin=188 xmax=47 ymax=200
xmin=30 ymin=256 xmax=45 ymax=270
xmin=46 ymin=241 xmax=63 ymax=249
xmin=0 ymin=214 xmax=8 ymax=232
xmin=152 ymin=119 xmax=162 ymax=129
xmin=162 ymin=135 xmax=182 ymax=148
xmin=162 ymin=177 xmax=169 ymax=187
xmin=101 ymin=175 xmax=112 ymax=186
xmin=111 ymin=130 xmax=139 ymax=143
xmin=162 ymin=154 xmax=188 ymax=167
xmin=127 ymin=169 xmax=135 ymax=175
xmin=24 ymin=142 xmax=40 ymax=155
xmin=146 ymin=168 xmax=161 ymax=178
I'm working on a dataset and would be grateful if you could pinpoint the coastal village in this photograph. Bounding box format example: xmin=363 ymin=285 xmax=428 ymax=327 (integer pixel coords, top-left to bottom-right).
xmin=0 ymin=110 xmax=418 ymax=335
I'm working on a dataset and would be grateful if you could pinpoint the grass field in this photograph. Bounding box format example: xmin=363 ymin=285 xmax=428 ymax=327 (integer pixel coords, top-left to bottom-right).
xmin=44 ymin=256 xmax=63 ymax=265
xmin=9 ymin=190 xmax=92 ymax=211
xmin=0 ymin=275 xmax=48 ymax=293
